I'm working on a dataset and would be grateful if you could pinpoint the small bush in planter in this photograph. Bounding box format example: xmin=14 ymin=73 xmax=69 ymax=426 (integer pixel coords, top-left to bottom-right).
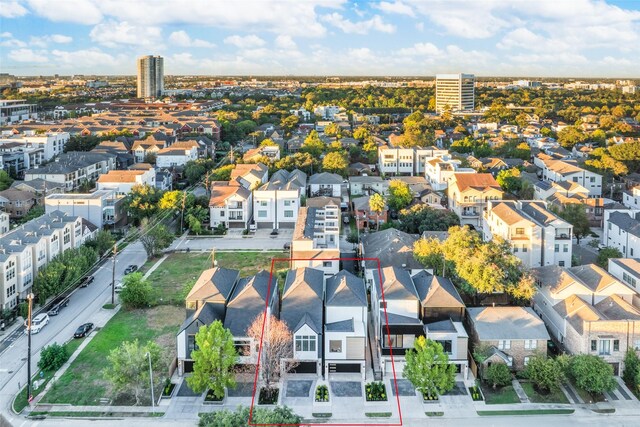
xmin=422 ymin=392 xmax=439 ymax=401
xmin=469 ymin=386 xmax=483 ymax=401
xmin=205 ymin=389 xmax=224 ymax=401
xmin=365 ymin=382 xmax=387 ymax=402
xmin=315 ymin=385 xmax=329 ymax=402
xmin=162 ymin=378 xmax=176 ymax=397
xmin=259 ymin=387 xmax=279 ymax=404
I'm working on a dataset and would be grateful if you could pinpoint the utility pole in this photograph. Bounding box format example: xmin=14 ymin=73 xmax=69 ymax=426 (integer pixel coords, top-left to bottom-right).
xmin=180 ymin=190 xmax=187 ymax=233
xmin=211 ymin=247 xmax=216 ymax=268
xmin=146 ymin=352 xmax=155 ymax=412
xmin=26 ymin=293 xmax=34 ymax=404
xmin=204 ymin=171 xmax=211 ymax=198
xmin=111 ymin=242 xmax=117 ymax=305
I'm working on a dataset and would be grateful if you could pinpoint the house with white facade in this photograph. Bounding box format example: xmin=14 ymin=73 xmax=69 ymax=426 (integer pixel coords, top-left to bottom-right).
xmin=253 ymin=169 xmax=306 ymax=230
xmin=131 ymin=133 xmax=176 ymax=163
xmin=24 ymin=151 xmax=116 ymax=191
xmin=0 ymin=211 xmax=9 ymax=236
xmin=44 ymin=190 xmax=126 ymax=229
xmin=314 ymin=105 xmax=341 ymax=120
xmin=230 ymin=163 xmax=268 ymax=190
xmin=349 ymin=176 xmax=388 ymax=196
xmin=0 ymin=131 xmax=68 ymax=161
xmin=209 ymin=181 xmax=252 ymax=229
xmin=603 ymin=209 xmax=640 ymax=258
xmin=483 ymin=200 xmax=573 ymax=268
xmin=96 ymin=166 xmax=155 ymax=195
xmin=623 ymin=186 xmax=640 ymax=209
xmin=291 ymin=204 xmax=340 ymax=275
xmin=537 ymin=156 xmax=602 ymax=197
xmin=447 ymin=173 xmax=503 ymax=229
xmin=378 ymin=143 xmax=448 ymax=176
xmin=425 ymin=156 xmax=475 ymax=191
xmin=532 ymin=264 xmax=640 ymax=374
xmin=156 ymin=140 xmax=199 ymax=168
xmin=324 ymin=270 xmax=368 ymax=378
xmin=608 ymin=258 xmax=640 ymax=292
xmin=281 ymin=267 xmax=324 ymax=375
xmin=309 ymin=172 xmax=343 ymax=198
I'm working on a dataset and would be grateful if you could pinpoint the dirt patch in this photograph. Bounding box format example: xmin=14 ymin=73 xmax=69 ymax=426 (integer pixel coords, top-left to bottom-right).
xmin=145 ymin=305 xmax=184 ymax=331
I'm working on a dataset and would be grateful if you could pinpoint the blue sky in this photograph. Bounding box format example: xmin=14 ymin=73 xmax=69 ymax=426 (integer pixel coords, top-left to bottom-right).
xmin=1 ymin=0 xmax=639 ymax=77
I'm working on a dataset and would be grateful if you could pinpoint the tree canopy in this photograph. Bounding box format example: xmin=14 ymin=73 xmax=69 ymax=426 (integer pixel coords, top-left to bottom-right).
xmin=397 ymin=205 xmax=460 ymax=234
xmin=403 ymin=336 xmax=456 ymax=398
xmin=387 ymin=180 xmax=413 ymax=211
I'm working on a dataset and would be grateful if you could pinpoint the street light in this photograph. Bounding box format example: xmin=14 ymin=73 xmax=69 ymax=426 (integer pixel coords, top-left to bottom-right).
xmin=26 ymin=292 xmax=34 ymax=403
xmin=111 ymin=242 xmax=117 ymax=305
xmin=145 ymin=352 xmax=155 ymax=412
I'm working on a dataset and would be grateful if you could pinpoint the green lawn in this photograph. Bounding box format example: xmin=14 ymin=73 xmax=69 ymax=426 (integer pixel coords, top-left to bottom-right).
xmin=570 ymin=380 xmax=606 ymax=403
xmin=480 ymin=385 xmax=521 ymax=405
xmin=520 ymin=382 xmax=569 ymax=404
xmin=42 ymin=306 xmax=182 ymax=406
xmin=478 ymin=409 xmax=574 ymax=416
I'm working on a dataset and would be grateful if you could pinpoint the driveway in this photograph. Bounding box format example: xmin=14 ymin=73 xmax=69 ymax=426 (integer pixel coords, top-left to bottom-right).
xmin=330 ymin=381 xmax=362 ymax=397
xmin=390 ymin=379 xmax=416 ymax=397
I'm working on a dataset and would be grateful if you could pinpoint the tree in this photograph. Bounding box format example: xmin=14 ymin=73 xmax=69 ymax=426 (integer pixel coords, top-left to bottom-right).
xmin=103 ymin=340 xmax=162 ymax=405
xmin=397 ymin=205 xmax=460 ymax=234
xmin=274 ymin=152 xmax=318 ymax=175
xmin=403 ymin=336 xmax=456 ymax=398
xmin=125 ymin=184 xmax=161 ymax=224
xmin=623 ymin=349 xmax=640 ymax=390
xmin=369 ymin=193 xmax=386 ymax=231
xmin=496 ymin=168 xmax=523 ymax=194
xmin=158 ymin=190 xmax=182 ymax=210
xmin=280 ymin=115 xmax=299 ymax=135
xmin=323 ymin=122 xmax=340 ymax=137
xmin=353 ymin=126 xmax=371 ymax=141
xmin=38 ymin=343 xmax=69 ymax=371
xmin=210 ymin=164 xmax=235 ymax=182
xmin=259 ymin=138 xmax=278 ymax=147
xmin=246 ymin=314 xmax=295 ymax=391
xmin=387 ymin=180 xmax=413 ymax=211
xmin=301 ymin=130 xmax=325 ymax=157
xmin=552 ymin=203 xmax=590 ymax=244
xmin=185 ymin=162 xmax=207 ymax=185
xmin=322 ymin=152 xmax=348 ymax=176
xmin=557 ymin=126 xmax=588 ymax=149
xmin=485 ymin=363 xmax=512 ymax=389
xmin=523 ymin=354 xmax=565 ymax=393
xmin=186 ymin=321 xmax=237 ymax=399
xmin=119 ymin=272 xmax=153 ymax=309
xmin=569 ymin=354 xmax=616 ymax=395
xmin=139 ymin=220 xmax=174 ymax=258
xmin=198 ymin=406 xmax=302 ymax=427
xmin=0 ymin=170 xmax=13 ymax=191
xmin=596 ymin=247 xmax=622 ymax=268
xmin=85 ymin=229 xmax=115 ymax=256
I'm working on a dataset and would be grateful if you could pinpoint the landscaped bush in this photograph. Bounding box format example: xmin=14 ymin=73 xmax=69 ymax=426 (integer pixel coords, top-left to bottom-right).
xmin=259 ymin=387 xmax=279 ymax=405
xmin=162 ymin=378 xmax=176 ymax=397
xmin=469 ymin=385 xmax=483 ymax=401
xmin=213 ymin=224 xmax=227 ymax=235
xmin=485 ymin=363 xmax=512 ymax=389
xmin=569 ymin=354 xmax=616 ymax=395
xmin=198 ymin=405 xmax=301 ymax=427
xmin=205 ymin=388 xmax=223 ymax=401
xmin=315 ymin=385 xmax=329 ymax=402
xmin=365 ymin=382 xmax=387 ymax=402
xmin=38 ymin=343 xmax=69 ymax=371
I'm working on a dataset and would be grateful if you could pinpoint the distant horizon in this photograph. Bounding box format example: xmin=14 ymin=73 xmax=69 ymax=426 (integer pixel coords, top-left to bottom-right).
xmin=1 ymin=0 xmax=639 ymax=77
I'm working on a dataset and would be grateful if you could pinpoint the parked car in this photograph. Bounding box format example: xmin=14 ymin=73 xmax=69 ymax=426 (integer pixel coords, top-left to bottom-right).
xmin=124 ymin=265 xmax=138 ymax=274
xmin=283 ymin=242 xmax=291 ymax=251
xmin=79 ymin=275 xmax=94 ymax=288
xmin=114 ymin=281 xmax=125 ymax=293
xmin=74 ymin=323 xmax=94 ymax=338
xmin=47 ymin=296 xmax=70 ymax=316
xmin=24 ymin=313 xmax=50 ymax=334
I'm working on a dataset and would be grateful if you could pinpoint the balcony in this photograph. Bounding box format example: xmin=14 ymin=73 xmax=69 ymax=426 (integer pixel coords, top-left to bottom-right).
xmin=461 ymin=210 xmax=479 ymax=218
xmin=555 ymin=233 xmax=571 ymax=240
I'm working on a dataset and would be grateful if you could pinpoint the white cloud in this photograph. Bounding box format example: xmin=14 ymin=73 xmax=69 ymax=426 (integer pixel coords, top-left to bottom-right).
xmin=26 ymin=0 xmax=102 ymax=24
xmin=89 ymin=20 xmax=162 ymax=48
xmin=375 ymin=1 xmax=414 ymax=17
xmin=397 ymin=42 xmax=441 ymax=56
xmin=348 ymin=47 xmax=375 ymax=62
xmin=275 ymin=35 xmax=297 ymax=50
xmin=415 ymin=22 xmax=424 ymax=32
xmin=50 ymin=48 xmax=120 ymax=67
xmin=168 ymin=31 xmax=215 ymax=48
xmin=321 ymin=13 xmax=396 ymax=34
xmin=224 ymin=34 xmax=266 ymax=49
xmin=0 ymin=1 xmax=28 ymax=18
xmin=0 ymin=32 xmax=27 ymax=48
xmin=8 ymin=48 xmax=48 ymax=63
xmin=30 ymin=34 xmax=73 ymax=48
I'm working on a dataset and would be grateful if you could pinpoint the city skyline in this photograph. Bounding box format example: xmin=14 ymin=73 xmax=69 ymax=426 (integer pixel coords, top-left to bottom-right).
xmin=1 ymin=0 xmax=640 ymax=77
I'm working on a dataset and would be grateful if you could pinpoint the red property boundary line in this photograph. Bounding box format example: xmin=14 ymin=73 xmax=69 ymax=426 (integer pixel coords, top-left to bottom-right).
xmin=248 ymin=257 xmax=403 ymax=426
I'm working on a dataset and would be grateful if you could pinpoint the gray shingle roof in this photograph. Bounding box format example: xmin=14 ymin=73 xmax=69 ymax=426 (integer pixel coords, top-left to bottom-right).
xmin=281 ymin=267 xmax=324 ymax=335
xmin=326 ymin=318 xmax=354 ymax=332
xmin=325 ymin=270 xmax=367 ymax=307
xmin=309 ymin=172 xmax=343 ymax=185
xmin=224 ymin=270 xmax=274 ymax=336
xmin=467 ymin=307 xmax=550 ymax=341
xmin=25 ymin=151 xmax=115 ymax=175
xmin=373 ymin=266 xmax=419 ymax=301
xmin=186 ymin=267 xmax=239 ymax=304
xmin=380 ymin=310 xmax=422 ymax=325
xmin=361 ymin=228 xmax=421 ymax=269
xmin=412 ymin=270 xmax=464 ymax=308
xmin=609 ymin=211 xmax=640 ymax=238
xmin=179 ymin=302 xmax=225 ymax=333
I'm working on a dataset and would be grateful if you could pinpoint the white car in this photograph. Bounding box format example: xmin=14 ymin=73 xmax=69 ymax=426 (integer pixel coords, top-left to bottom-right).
xmin=24 ymin=313 xmax=50 ymax=334
xmin=114 ymin=281 xmax=125 ymax=293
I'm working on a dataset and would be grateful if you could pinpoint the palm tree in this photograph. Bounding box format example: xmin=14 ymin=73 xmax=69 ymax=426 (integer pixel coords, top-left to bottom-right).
xmin=369 ymin=193 xmax=386 ymax=231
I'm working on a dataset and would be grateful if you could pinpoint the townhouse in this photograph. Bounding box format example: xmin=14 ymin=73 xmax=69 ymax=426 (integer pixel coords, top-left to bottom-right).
xmin=0 ymin=212 xmax=9 ymax=235
xmin=537 ymin=156 xmax=602 ymax=197
xmin=156 ymin=140 xmax=199 ymax=168
xmin=483 ymin=200 xmax=573 ymax=268
xmin=44 ymin=190 xmax=127 ymax=229
xmin=353 ymin=195 xmax=388 ymax=231
xmin=131 ymin=133 xmax=177 ymax=163
xmin=0 ymin=210 xmax=94 ymax=309
xmin=532 ymin=264 xmax=640 ymax=374
xmin=96 ymin=165 xmax=156 ymax=195
xmin=10 ymin=179 xmax=65 ymax=204
xmin=424 ymin=156 xmax=475 ymax=191
xmin=603 ymin=209 xmax=640 ymax=258
xmin=243 ymin=145 xmax=280 ymax=163
xmin=378 ymin=144 xmax=448 ymax=176
xmin=349 ymin=176 xmax=388 ymax=196
xmin=230 ymin=163 xmax=268 ymax=190
xmin=0 ymin=189 xmax=36 ymax=219
xmin=0 ymin=131 xmax=68 ymax=161
xmin=608 ymin=258 xmax=640 ymax=292
xmin=623 ymin=186 xmax=640 ymax=209
xmin=24 ymin=151 xmax=117 ymax=191
xmin=308 ymin=172 xmax=343 ymax=198
xmin=291 ymin=203 xmax=341 ymax=275
xmin=253 ymin=169 xmax=306 ymax=230
xmin=447 ymin=173 xmax=504 ymax=229
xmin=209 ymin=181 xmax=253 ymax=230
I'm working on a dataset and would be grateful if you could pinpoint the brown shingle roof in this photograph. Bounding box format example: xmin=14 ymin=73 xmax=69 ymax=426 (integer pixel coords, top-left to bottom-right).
xmin=451 ymin=173 xmax=501 ymax=191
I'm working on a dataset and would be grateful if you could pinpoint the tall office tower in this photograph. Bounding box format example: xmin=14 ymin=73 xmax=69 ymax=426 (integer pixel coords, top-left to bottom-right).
xmin=137 ymin=55 xmax=164 ymax=99
xmin=435 ymin=73 xmax=475 ymax=113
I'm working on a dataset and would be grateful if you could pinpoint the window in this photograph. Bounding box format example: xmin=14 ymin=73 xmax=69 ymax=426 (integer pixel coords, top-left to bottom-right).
xmin=322 ymin=261 xmax=332 ymax=267
xmin=258 ymin=210 xmax=267 ymax=218
xmin=522 ymin=246 xmax=528 ymax=253
xmin=634 ymin=339 xmax=640 ymax=351
xmin=599 ymin=339 xmax=611 ymax=355
xmin=507 ymin=356 xmax=514 ymax=367
xmin=515 ymin=228 xmax=524 ymax=235
xmin=220 ymin=210 xmax=225 ymax=217
xmin=284 ymin=210 xmax=294 ymax=218
xmin=514 ymin=246 xmax=519 ymax=253
xmin=559 ymin=261 xmax=565 ymax=267
xmin=613 ymin=339 xmax=620 ymax=352
xmin=295 ymin=335 xmax=316 ymax=352
xmin=554 ymin=244 xmax=559 ymax=253
xmin=329 ymin=340 xmax=342 ymax=353
xmin=436 ymin=340 xmax=452 ymax=354
xmin=622 ymin=272 xmax=637 ymax=288
xmin=591 ymin=340 xmax=597 ymax=351
xmin=498 ymin=340 xmax=511 ymax=350
xmin=384 ymin=334 xmax=403 ymax=348
xmin=524 ymin=340 xmax=537 ymax=350
xmin=524 ymin=356 xmax=530 ymax=366
xmin=284 ymin=200 xmax=292 ymax=207
xmin=259 ymin=201 xmax=267 ymax=207
xmin=235 ymin=340 xmax=251 ymax=356
xmin=187 ymin=335 xmax=198 ymax=354
xmin=590 ymin=177 xmax=595 ymax=183
xmin=563 ymin=244 xmax=569 ymax=253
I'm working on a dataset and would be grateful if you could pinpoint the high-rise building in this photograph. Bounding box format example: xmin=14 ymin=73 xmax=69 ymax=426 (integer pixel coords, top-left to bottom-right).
xmin=137 ymin=55 xmax=164 ymax=99
xmin=435 ymin=73 xmax=475 ymax=113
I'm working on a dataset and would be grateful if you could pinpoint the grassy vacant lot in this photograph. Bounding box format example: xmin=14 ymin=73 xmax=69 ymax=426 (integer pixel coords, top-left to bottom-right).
xmin=480 ymin=385 xmax=521 ymax=405
xmin=42 ymin=306 xmax=182 ymax=406
xmin=520 ymin=382 xmax=569 ymax=404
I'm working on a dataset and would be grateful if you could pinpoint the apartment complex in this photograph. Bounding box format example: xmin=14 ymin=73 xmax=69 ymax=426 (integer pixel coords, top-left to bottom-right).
xmin=137 ymin=55 xmax=164 ymax=99
xmin=44 ymin=190 xmax=127 ymax=229
xmin=378 ymin=144 xmax=448 ymax=176
xmin=291 ymin=203 xmax=341 ymax=275
xmin=435 ymin=74 xmax=475 ymax=113
xmin=483 ymin=200 xmax=573 ymax=268
xmin=24 ymin=151 xmax=117 ymax=191
xmin=0 ymin=99 xmax=38 ymax=125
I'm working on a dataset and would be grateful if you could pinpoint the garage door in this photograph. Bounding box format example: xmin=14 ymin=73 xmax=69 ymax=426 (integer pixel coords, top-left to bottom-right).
xmin=289 ymin=361 xmax=317 ymax=374
xmin=329 ymin=363 xmax=361 ymax=373
xmin=256 ymin=221 xmax=273 ymax=229
xmin=228 ymin=221 xmax=245 ymax=229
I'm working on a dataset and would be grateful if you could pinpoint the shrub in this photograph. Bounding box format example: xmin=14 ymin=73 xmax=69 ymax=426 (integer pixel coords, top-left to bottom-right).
xmin=485 ymin=363 xmax=512 ymax=389
xmin=38 ymin=343 xmax=69 ymax=371
xmin=524 ymin=355 xmax=565 ymax=392
xmin=365 ymin=382 xmax=387 ymax=401
xmin=119 ymin=273 xmax=153 ymax=309
xmin=315 ymin=385 xmax=329 ymax=402
xmin=198 ymin=406 xmax=301 ymax=427
xmin=623 ymin=349 xmax=640 ymax=389
xmin=570 ymin=354 xmax=616 ymax=394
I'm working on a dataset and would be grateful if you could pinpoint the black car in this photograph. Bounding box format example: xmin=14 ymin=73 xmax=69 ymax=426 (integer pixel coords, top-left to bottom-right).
xmin=47 ymin=296 xmax=70 ymax=316
xmin=283 ymin=242 xmax=291 ymax=251
xmin=79 ymin=275 xmax=94 ymax=288
xmin=124 ymin=264 xmax=138 ymax=274
xmin=74 ymin=323 xmax=94 ymax=338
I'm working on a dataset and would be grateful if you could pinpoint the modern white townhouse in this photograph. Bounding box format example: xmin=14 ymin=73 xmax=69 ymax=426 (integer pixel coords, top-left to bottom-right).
xmin=44 ymin=190 xmax=127 ymax=229
xmin=608 ymin=258 xmax=640 ymax=292
xmin=603 ymin=209 xmax=640 ymax=258
xmin=378 ymin=144 xmax=448 ymax=176
xmin=623 ymin=186 xmax=640 ymax=209
xmin=0 ymin=131 xmax=68 ymax=161
xmin=96 ymin=166 xmax=156 ymax=195
xmin=483 ymin=200 xmax=573 ymax=268
xmin=0 ymin=212 xmax=9 ymax=236
xmin=537 ymin=156 xmax=602 ymax=197
xmin=253 ymin=169 xmax=306 ymax=230
xmin=209 ymin=181 xmax=253 ymax=230
xmin=308 ymin=172 xmax=343 ymax=198
xmin=424 ymin=156 xmax=475 ymax=191
xmin=156 ymin=140 xmax=199 ymax=168
xmin=349 ymin=176 xmax=388 ymax=196
xmin=24 ymin=151 xmax=117 ymax=191
xmin=0 ymin=210 xmax=95 ymax=310
xmin=291 ymin=203 xmax=341 ymax=275
xmin=447 ymin=173 xmax=503 ymax=229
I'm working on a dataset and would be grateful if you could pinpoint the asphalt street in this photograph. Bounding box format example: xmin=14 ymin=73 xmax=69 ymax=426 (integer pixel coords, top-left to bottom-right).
xmin=0 ymin=242 xmax=148 ymax=425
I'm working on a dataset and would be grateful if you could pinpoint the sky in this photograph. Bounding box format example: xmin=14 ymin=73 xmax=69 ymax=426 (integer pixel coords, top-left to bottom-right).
xmin=1 ymin=0 xmax=639 ymax=77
